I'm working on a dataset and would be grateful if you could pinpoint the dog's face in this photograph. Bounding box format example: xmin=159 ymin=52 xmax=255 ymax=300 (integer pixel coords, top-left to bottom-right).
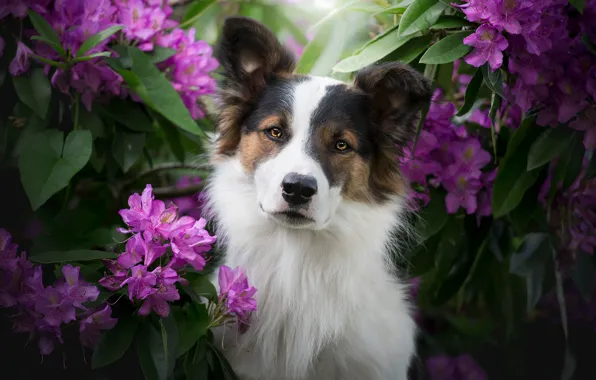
xmin=213 ymin=17 xmax=432 ymax=230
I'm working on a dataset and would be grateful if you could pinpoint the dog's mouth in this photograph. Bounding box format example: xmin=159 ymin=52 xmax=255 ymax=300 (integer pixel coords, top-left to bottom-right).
xmin=272 ymin=210 xmax=314 ymax=227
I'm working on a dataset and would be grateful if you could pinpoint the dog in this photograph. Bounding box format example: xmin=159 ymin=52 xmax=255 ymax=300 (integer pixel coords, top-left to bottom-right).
xmin=204 ymin=16 xmax=432 ymax=380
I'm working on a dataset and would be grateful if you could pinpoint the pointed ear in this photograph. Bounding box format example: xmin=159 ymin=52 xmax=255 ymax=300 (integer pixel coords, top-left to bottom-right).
xmin=354 ymin=62 xmax=432 ymax=148
xmin=213 ymin=17 xmax=296 ymax=156
xmin=354 ymin=62 xmax=433 ymax=200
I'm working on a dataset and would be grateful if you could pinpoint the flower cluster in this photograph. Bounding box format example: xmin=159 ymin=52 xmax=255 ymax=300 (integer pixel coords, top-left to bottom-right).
xmin=0 ymin=228 xmax=116 ymax=355
xmin=399 ymin=88 xmax=495 ymax=216
xmin=460 ymin=0 xmax=596 ymax=150
xmin=426 ymin=353 xmax=487 ymax=380
xmin=208 ymin=265 xmax=257 ymax=331
xmin=99 ymin=184 xmax=217 ymax=317
xmin=1 ymin=0 xmax=218 ymax=117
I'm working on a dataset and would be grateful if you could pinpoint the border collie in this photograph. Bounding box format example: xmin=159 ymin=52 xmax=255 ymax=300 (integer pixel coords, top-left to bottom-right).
xmin=205 ymin=17 xmax=432 ymax=380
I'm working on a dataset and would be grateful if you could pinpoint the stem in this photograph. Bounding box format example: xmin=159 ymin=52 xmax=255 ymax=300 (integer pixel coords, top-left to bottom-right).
xmin=121 ymin=162 xmax=211 ymax=189
xmin=152 ymin=183 xmax=205 ymax=198
xmin=73 ymin=92 xmax=80 ymax=130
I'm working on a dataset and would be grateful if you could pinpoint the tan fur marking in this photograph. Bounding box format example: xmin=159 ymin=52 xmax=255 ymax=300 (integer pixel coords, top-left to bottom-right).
xmin=238 ymin=131 xmax=280 ymax=174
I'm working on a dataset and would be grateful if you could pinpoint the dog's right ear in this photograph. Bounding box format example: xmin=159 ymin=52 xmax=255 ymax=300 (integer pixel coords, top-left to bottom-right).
xmin=214 ymin=17 xmax=296 ymax=156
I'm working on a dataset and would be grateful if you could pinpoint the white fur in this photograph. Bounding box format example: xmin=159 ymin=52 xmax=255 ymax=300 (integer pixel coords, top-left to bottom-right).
xmin=206 ymin=77 xmax=417 ymax=380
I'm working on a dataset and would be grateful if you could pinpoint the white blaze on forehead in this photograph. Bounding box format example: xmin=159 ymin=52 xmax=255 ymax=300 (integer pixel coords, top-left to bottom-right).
xmin=279 ymin=76 xmax=344 ymax=175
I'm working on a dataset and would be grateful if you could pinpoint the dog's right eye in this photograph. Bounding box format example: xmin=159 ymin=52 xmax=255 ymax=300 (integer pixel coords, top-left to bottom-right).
xmin=265 ymin=127 xmax=283 ymax=139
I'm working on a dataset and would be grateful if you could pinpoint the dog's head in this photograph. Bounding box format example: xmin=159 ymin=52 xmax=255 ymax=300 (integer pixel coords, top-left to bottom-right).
xmin=212 ymin=17 xmax=432 ymax=231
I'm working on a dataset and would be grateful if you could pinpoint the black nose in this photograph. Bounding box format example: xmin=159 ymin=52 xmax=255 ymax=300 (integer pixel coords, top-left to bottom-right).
xmin=281 ymin=172 xmax=318 ymax=206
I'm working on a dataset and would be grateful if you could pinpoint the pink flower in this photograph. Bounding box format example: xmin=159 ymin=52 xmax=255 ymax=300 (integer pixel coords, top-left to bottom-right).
xmin=55 ymin=264 xmax=100 ymax=309
xmin=79 ymin=305 xmax=118 ymax=347
xmin=9 ymin=41 xmax=33 ymax=76
xmin=463 ymin=25 xmax=509 ymax=70
xmin=120 ymin=265 xmax=157 ymax=301
xmin=218 ymin=266 xmax=257 ymax=319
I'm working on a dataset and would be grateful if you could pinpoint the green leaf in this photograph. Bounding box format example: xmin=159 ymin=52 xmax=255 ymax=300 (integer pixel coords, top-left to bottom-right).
xmin=92 ymin=315 xmax=139 ymax=369
xmin=526 ymin=127 xmax=575 ymax=170
xmin=207 ymin=340 xmax=239 ymax=380
xmin=398 ymin=0 xmax=446 ymax=37
xmin=569 ymin=0 xmax=585 ymax=13
xmin=76 ymin=25 xmax=124 ymax=57
xmin=185 ymin=273 xmax=218 ymax=302
xmin=12 ymin=68 xmax=52 ymax=119
xmin=112 ymin=129 xmax=146 ymax=173
xmin=182 ymin=0 xmax=217 ymax=24
xmin=308 ymin=0 xmax=384 ymax=32
xmin=481 ymin=64 xmax=505 ymax=98
xmin=79 ymin=109 xmax=105 ymax=140
xmin=27 ymin=10 xmax=66 ymax=56
xmin=98 ymin=99 xmax=154 ymax=132
xmin=509 ymin=233 xmax=552 ymax=311
xmin=295 ymin=24 xmax=332 ymax=74
xmin=380 ymin=0 xmax=416 ymax=14
xmin=30 ymin=36 xmax=67 ymax=58
xmin=184 ymin=338 xmax=209 ymax=380
xmin=19 ymin=130 xmax=92 ymax=210
xmin=492 ymin=117 xmax=543 ymax=217
xmin=30 ymin=249 xmax=117 ymax=263
xmin=380 ymin=35 xmax=433 ymax=64
xmin=175 ymin=304 xmax=210 ymax=358
xmin=416 ymin=189 xmax=448 ymax=239
xmin=158 ymin=117 xmax=185 ymax=163
xmin=430 ymin=15 xmax=473 ymax=30
xmin=419 ymin=31 xmax=473 ymax=64
xmin=333 ymin=27 xmax=414 ymax=73
xmin=125 ymin=47 xmax=204 ymax=137
xmin=549 ymin=133 xmax=585 ymax=199
xmin=456 ymin=68 xmax=483 ymax=116
xmin=160 ymin=314 xmax=179 ymax=377
xmin=136 ymin=318 xmax=176 ymax=380
xmin=73 ymin=51 xmax=112 ymax=62
xmin=150 ymin=46 xmax=176 ymax=64
xmin=489 ymin=91 xmax=501 ymax=157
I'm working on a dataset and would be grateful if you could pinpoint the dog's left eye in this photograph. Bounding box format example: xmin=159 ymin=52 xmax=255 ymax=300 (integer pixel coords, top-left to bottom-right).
xmin=266 ymin=127 xmax=283 ymax=139
xmin=334 ymin=140 xmax=351 ymax=152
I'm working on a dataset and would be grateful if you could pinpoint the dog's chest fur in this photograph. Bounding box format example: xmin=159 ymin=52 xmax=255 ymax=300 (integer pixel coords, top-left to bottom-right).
xmin=207 ymin=160 xmax=416 ymax=380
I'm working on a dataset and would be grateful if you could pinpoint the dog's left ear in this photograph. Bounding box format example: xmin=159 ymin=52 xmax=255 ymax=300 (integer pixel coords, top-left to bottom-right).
xmin=213 ymin=17 xmax=296 ymax=156
xmin=353 ymin=62 xmax=432 ymax=148
xmin=354 ymin=62 xmax=433 ymax=200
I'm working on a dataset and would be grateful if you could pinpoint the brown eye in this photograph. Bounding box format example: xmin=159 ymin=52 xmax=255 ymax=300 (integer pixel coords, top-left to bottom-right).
xmin=334 ymin=140 xmax=350 ymax=152
xmin=266 ymin=127 xmax=283 ymax=139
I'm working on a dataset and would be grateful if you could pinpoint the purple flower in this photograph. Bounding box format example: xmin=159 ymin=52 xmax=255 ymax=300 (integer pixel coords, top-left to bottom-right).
xmin=170 ymin=218 xmax=216 ymax=271
xmin=34 ymin=287 xmax=76 ymax=327
xmin=570 ymin=106 xmax=596 ymax=150
xmin=138 ymin=283 xmax=180 ymax=317
xmin=55 ymin=264 xmax=100 ymax=309
xmin=9 ymin=41 xmax=33 ymax=76
xmin=120 ymin=265 xmax=157 ymax=301
xmin=463 ymin=25 xmax=509 ymax=70
xmin=98 ymin=260 xmax=128 ymax=291
xmin=443 ymin=164 xmax=483 ymax=215
xmin=218 ymin=265 xmax=257 ymax=318
xmin=486 ymin=0 xmax=533 ymax=35
xmin=79 ymin=305 xmax=118 ymax=347
xmin=426 ymin=354 xmax=487 ymax=380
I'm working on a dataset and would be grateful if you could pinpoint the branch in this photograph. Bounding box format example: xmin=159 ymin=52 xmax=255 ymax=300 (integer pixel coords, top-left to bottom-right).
xmin=121 ymin=162 xmax=211 ymax=189
xmin=152 ymin=183 xmax=205 ymax=198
